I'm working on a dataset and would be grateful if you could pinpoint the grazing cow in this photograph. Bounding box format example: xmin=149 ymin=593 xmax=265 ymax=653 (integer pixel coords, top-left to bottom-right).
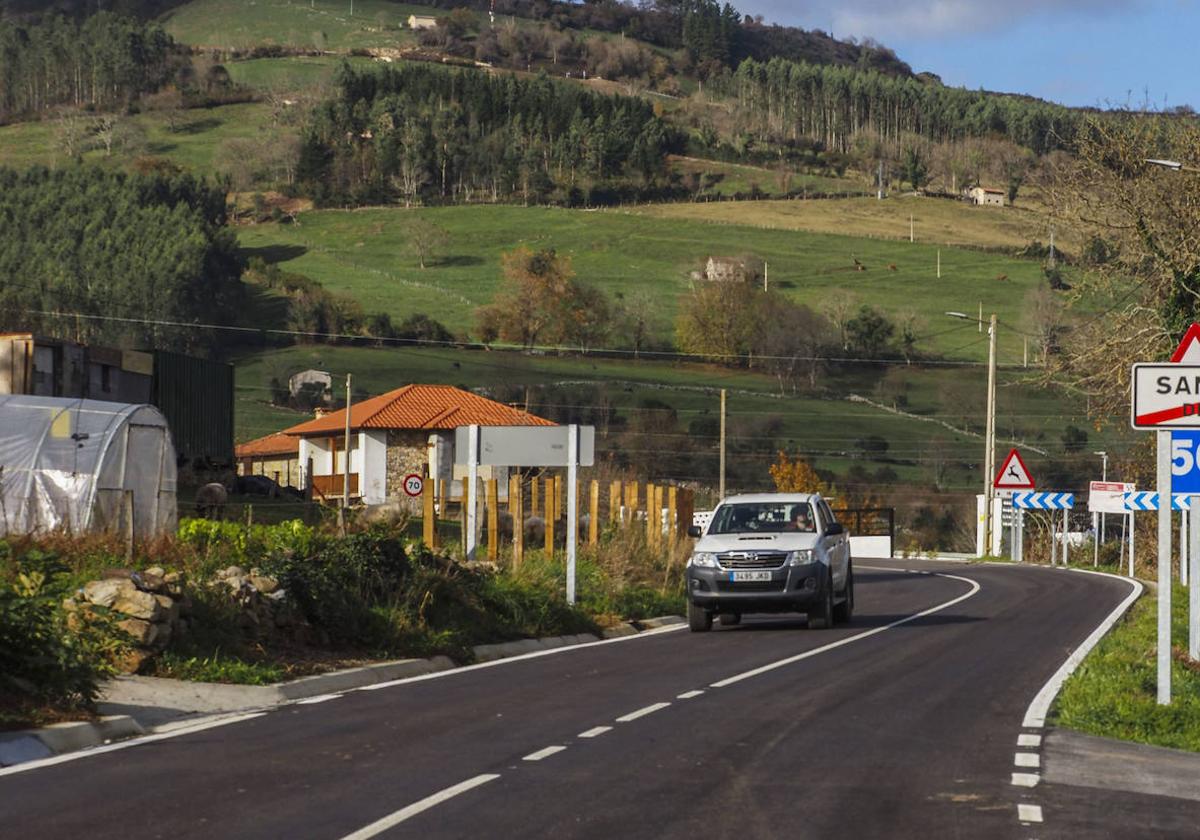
xmin=195 ymin=483 xmax=228 ymax=519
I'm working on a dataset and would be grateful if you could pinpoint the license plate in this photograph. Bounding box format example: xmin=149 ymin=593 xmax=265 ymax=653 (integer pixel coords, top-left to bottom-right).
xmin=731 ymin=571 xmax=772 ymax=582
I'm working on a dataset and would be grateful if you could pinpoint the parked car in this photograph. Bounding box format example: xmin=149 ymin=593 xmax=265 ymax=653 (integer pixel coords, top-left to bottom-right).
xmin=685 ymin=493 xmax=853 ymax=632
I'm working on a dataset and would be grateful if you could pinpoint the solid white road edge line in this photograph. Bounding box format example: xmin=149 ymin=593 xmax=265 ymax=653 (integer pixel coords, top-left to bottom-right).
xmin=0 ymin=712 xmax=269 ymax=778
xmin=1021 ymin=569 xmax=1144 ymax=729
xmin=578 ymin=726 xmax=612 ymax=738
xmin=1014 ymin=752 xmax=1040 ymax=768
xmin=523 ymin=746 xmax=567 ymax=761
xmin=1017 ymin=803 xmax=1044 ymax=823
xmin=339 ymin=774 xmax=501 ymax=840
xmin=616 ymin=702 xmax=671 ymax=723
xmin=709 ymin=571 xmax=981 ymax=688
xmin=1017 ymin=734 xmax=1042 ymax=748
xmin=1011 ymin=773 xmax=1040 ymax=788
xmin=294 ymin=694 xmax=342 ymax=705
xmin=677 ymin=690 xmax=704 ymax=699
xmin=359 ymin=623 xmax=688 ymax=693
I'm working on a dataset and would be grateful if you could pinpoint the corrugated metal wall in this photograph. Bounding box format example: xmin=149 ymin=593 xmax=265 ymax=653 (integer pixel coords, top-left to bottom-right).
xmin=152 ymin=351 xmax=233 ymax=463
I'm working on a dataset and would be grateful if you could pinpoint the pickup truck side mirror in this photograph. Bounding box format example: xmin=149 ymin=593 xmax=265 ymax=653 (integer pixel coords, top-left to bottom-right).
xmin=825 ymin=522 xmax=844 ymax=536
xmin=687 ymin=525 xmax=702 ymax=538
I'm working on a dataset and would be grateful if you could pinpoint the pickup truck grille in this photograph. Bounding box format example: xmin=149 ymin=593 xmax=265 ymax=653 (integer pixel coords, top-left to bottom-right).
xmin=719 ymin=551 xmax=787 ymax=570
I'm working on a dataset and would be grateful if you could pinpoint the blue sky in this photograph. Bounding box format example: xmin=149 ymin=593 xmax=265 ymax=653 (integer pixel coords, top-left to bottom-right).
xmin=736 ymin=0 xmax=1199 ymax=109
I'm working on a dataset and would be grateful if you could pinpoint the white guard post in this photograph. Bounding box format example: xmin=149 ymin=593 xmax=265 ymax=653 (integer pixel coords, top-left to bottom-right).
xmin=1062 ymin=508 xmax=1069 ymax=566
xmin=566 ymin=424 xmax=578 ymax=605
xmin=1183 ymin=509 xmax=1190 ymax=588
xmin=1192 ymin=494 xmax=1200 ymax=661
xmin=465 ymin=424 xmax=479 ymax=561
xmin=1129 ymin=512 xmax=1136 ymax=578
xmin=1157 ymin=430 xmax=1172 ymax=705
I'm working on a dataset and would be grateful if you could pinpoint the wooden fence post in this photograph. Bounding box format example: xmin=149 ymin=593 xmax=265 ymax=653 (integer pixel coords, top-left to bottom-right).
xmin=668 ymin=485 xmax=678 ymax=549
xmin=610 ymin=480 xmax=622 ymax=524
xmin=531 ymin=476 xmax=540 ymax=518
xmin=461 ymin=478 xmax=470 ymax=555
xmin=645 ymin=483 xmax=656 ymax=545
xmin=553 ymin=475 xmax=563 ymax=531
xmin=653 ymin=485 xmax=664 ymax=549
xmin=486 ymin=479 xmax=499 ymax=562
xmin=589 ymin=480 xmax=599 ymax=546
xmin=545 ymin=477 xmax=555 ymax=557
xmin=511 ymin=473 xmax=523 ymax=569
xmin=423 ymin=477 xmax=436 ymax=548
xmin=626 ymin=482 xmax=639 ymax=527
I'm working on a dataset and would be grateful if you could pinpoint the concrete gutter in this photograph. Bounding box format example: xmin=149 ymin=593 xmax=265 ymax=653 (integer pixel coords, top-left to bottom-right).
xmin=0 ymin=715 xmax=143 ymax=768
xmin=1044 ymin=728 xmax=1200 ymax=802
xmin=1 ymin=618 xmax=681 ymax=768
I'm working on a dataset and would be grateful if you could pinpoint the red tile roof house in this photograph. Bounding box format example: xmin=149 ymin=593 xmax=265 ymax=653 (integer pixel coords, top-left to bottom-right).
xmin=241 ymin=384 xmax=554 ymax=506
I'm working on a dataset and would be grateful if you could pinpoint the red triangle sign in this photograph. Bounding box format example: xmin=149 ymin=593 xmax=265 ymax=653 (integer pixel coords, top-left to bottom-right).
xmin=1170 ymin=323 xmax=1200 ymax=363
xmin=994 ymin=448 xmax=1035 ymax=489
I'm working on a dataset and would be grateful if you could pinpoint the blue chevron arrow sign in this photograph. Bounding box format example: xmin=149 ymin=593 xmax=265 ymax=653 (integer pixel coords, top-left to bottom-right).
xmin=1123 ymin=492 xmax=1192 ymax=511
xmin=1012 ymin=492 xmax=1075 ymax=510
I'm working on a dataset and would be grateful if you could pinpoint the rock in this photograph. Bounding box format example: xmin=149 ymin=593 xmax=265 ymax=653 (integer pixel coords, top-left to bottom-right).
xmin=163 ymin=571 xmax=185 ymax=598
xmin=112 ymin=588 xmax=162 ymax=622
xmin=145 ymin=565 xmax=165 ymax=578
xmin=114 ymin=648 xmax=153 ymax=674
xmin=150 ymin=621 xmax=172 ymax=650
xmin=83 ymin=578 xmax=132 ymax=609
xmin=153 ymin=594 xmax=180 ymax=624
xmin=117 ymin=617 xmax=155 ymax=646
xmin=133 ymin=570 xmax=165 ymax=593
xmin=248 ymin=574 xmax=279 ymax=595
xmin=218 ymin=565 xmax=246 ymax=580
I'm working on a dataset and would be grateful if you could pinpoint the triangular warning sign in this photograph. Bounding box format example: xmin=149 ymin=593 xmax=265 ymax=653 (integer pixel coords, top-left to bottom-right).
xmin=1170 ymin=323 xmax=1200 ymax=363
xmin=994 ymin=449 xmax=1035 ymax=489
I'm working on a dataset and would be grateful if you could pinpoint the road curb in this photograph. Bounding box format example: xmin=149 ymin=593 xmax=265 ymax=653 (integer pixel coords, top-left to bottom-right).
xmin=0 ymin=715 xmax=143 ymax=768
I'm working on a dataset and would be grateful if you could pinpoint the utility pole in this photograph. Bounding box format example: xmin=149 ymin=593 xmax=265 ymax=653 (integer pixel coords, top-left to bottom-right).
xmin=763 ymin=261 xmax=768 ymax=292
xmin=909 ymin=214 xmax=914 ymax=243
xmin=978 ymin=302 xmax=983 ymax=333
xmin=877 ymin=160 xmax=883 ymax=200
xmin=936 ymin=250 xmax=941 ymax=279
xmin=1049 ymin=228 xmax=1056 ymax=267
xmin=719 ymin=389 xmax=727 ymax=500
xmin=340 ymin=373 xmax=352 ymax=536
xmin=983 ymin=314 xmax=998 ymax=556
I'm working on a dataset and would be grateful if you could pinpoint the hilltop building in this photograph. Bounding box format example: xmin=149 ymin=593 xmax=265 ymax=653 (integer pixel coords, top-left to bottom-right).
xmin=408 ymin=14 xmax=438 ymax=30
xmin=967 ymin=186 xmax=1006 ymax=207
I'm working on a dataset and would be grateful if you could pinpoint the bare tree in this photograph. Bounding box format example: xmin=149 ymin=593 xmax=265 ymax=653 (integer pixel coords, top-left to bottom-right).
xmin=405 ymin=219 xmax=450 ymax=269
xmin=821 ymin=290 xmax=860 ymax=351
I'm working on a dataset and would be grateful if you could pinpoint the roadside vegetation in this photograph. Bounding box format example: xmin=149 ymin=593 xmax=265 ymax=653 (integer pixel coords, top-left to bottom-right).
xmin=1056 ymin=584 xmax=1200 ymax=752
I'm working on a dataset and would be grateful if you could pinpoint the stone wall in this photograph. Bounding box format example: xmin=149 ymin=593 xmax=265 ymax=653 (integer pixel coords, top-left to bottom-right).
xmin=386 ymin=430 xmax=430 ymax=509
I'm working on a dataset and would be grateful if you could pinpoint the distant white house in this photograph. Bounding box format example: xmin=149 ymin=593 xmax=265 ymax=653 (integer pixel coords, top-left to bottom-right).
xmin=288 ymin=369 xmax=332 ymax=402
xmin=967 ymin=186 xmax=1006 ymax=207
xmin=704 ymin=255 xmax=763 ymax=283
xmin=408 ymin=14 xmax=439 ymax=30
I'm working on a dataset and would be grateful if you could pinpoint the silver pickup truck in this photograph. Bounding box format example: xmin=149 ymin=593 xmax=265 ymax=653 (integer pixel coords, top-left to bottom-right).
xmin=685 ymin=493 xmax=853 ymax=632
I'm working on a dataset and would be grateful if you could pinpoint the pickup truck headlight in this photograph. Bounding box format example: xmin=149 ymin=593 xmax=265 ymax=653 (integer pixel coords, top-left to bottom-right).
xmin=689 ymin=552 xmax=719 ymax=568
xmin=787 ymin=549 xmax=814 ymax=566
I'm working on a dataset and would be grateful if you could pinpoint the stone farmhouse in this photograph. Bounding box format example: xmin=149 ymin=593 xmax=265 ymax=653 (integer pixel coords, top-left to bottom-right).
xmin=408 ymin=14 xmax=439 ymax=30
xmin=967 ymin=186 xmax=1006 ymax=207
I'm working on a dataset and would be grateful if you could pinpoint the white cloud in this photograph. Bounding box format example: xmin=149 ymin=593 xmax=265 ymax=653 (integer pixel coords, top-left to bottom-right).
xmin=741 ymin=0 xmax=1136 ymax=39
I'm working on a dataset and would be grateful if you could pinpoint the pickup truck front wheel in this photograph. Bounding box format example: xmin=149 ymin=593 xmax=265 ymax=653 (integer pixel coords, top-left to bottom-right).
xmin=688 ymin=599 xmax=713 ymax=632
xmin=807 ymin=571 xmax=834 ymax=630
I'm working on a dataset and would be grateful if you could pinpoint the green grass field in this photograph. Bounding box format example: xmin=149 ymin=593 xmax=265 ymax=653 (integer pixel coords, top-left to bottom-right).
xmin=160 ymin=0 xmax=433 ymax=51
xmin=668 ymin=156 xmax=867 ymax=200
xmin=223 ymin=54 xmax=376 ymax=90
xmin=236 ymin=204 xmax=1058 ymax=364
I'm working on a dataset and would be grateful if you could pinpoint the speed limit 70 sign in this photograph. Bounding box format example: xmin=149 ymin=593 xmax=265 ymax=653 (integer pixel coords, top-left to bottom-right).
xmin=402 ymin=474 xmax=425 ymax=497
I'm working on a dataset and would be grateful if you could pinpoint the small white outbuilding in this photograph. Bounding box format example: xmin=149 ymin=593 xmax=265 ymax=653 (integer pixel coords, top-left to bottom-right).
xmin=0 ymin=395 xmax=177 ymax=538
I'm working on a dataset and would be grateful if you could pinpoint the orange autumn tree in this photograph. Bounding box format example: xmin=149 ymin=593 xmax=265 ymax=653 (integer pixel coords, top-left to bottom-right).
xmin=768 ymin=451 xmax=825 ymax=493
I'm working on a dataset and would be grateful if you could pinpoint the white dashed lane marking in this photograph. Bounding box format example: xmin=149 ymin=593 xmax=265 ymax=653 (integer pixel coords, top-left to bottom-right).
xmin=577 ymin=726 xmax=612 ymax=739
xmin=523 ymin=746 xmax=567 ymax=762
xmin=1011 ymin=773 xmax=1040 ymax=788
xmin=1017 ymin=804 xmax=1044 ymax=823
xmin=616 ymin=702 xmax=671 ymax=723
xmin=677 ymin=690 xmax=704 ymax=699
xmin=1017 ymin=733 xmax=1042 ymax=748
xmin=1014 ymin=752 xmax=1040 ymax=769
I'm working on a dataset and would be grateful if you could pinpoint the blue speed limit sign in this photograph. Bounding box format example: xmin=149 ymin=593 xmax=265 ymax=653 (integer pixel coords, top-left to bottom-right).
xmin=1172 ymin=432 xmax=1200 ymax=494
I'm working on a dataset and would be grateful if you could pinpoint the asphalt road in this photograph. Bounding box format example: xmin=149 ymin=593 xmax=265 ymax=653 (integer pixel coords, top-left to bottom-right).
xmin=1 ymin=559 xmax=1191 ymax=839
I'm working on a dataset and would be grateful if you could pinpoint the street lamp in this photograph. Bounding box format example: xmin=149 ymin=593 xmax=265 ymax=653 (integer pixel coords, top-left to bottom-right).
xmin=947 ymin=310 xmax=999 ymax=556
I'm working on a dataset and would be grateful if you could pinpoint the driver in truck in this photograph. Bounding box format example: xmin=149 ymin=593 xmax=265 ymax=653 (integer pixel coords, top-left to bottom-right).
xmin=788 ymin=505 xmax=814 ymax=532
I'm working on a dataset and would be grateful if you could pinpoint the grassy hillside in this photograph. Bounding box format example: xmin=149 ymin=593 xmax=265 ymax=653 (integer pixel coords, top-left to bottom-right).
xmin=237 ymin=203 xmax=1060 ymax=364
xmin=160 ymin=0 xmax=430 ymax=50
xmin=635 ymin=193 xmax=1077 ymax=253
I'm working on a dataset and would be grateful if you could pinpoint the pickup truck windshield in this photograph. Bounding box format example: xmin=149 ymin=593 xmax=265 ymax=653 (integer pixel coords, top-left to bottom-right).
xmin=709 ymin=502 xmax=815 ymax=534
